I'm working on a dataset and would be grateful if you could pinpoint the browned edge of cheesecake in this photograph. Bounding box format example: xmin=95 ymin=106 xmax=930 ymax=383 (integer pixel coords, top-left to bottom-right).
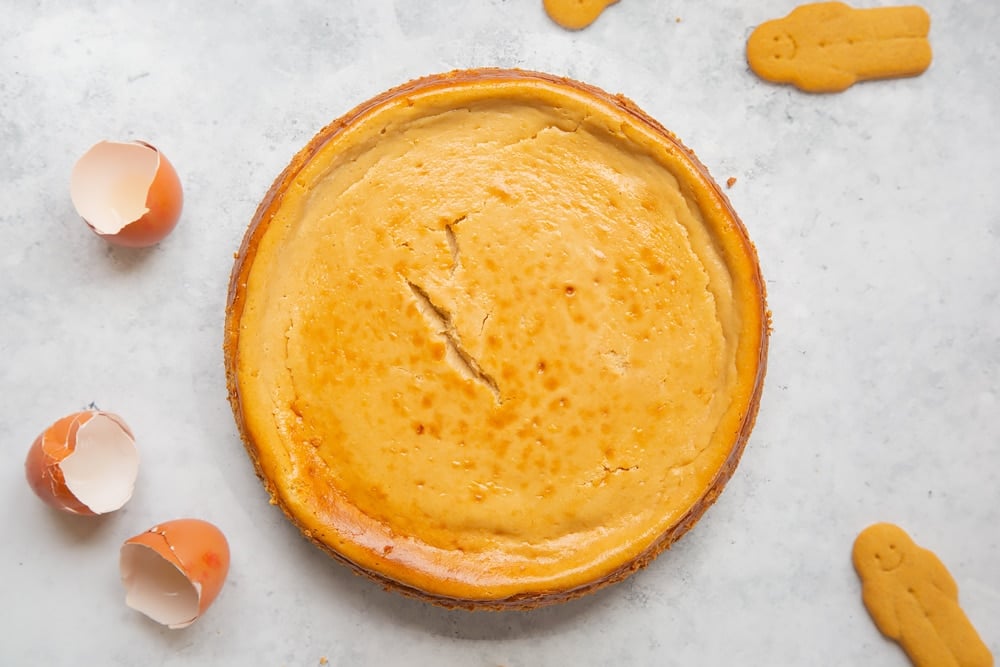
xmin=223 ymin=68 xmax=771 ymax=610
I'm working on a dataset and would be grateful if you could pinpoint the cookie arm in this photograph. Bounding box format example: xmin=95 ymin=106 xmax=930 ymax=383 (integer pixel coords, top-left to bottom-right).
xmin=791 ymin=62 xmax=858 ymax=93
xmin=921 ymin=548 xmax=959 ymax=599
xmin=861 ymin=580 xmax=902 ymax=639
xmin=786 ymin=1 xmax=852 ymax=23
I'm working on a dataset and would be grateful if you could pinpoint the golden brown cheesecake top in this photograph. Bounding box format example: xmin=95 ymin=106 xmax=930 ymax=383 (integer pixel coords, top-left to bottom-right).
xmin=228 ymin=71 xmax=767 ymax=606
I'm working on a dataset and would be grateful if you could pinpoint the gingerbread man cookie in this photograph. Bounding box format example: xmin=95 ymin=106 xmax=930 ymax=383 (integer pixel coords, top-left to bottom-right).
xmin=747 ymin=2 xmax=932 ymax=93
xmin=544 ymin=0 xmax=619 ymax=31
xmin=853 ymin=523 xmax=993 ymax=667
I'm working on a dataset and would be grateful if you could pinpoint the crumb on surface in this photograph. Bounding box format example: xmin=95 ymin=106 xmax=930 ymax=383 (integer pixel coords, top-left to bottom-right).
xmin=726 ymin=177 xmax=737 ymax=188
xmin=319 ymin=658 xmax=328 ymax=665
xmin=675 ymin=17 xmax=682 ymax=23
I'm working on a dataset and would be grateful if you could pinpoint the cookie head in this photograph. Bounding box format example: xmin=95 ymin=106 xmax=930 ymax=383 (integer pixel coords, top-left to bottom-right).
xmin=853 ymin=523 xmax=913 ymax=576
xmin=747 ymin=21 xmax=797 ymax=79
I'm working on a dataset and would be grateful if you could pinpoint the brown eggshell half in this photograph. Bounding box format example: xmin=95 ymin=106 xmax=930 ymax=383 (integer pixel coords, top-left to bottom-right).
xmin=120 ymin=519 xmax=231 ymax=629
xmin=24 ymin=410 xmax=138 ymax=515
xmin=70 ymin=140 xmax=183 ymax=248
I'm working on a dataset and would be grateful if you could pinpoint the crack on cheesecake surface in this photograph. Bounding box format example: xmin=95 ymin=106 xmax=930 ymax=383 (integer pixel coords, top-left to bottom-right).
xmin=583 ymin=462 xmax=640 ymax=488
xmin=283 ymin=317 xmax=304 ymax=421
xmin=444 ymin=215 xmax=464 ymax=275
xmin=404 ymin=278 xmax=502 ymax=403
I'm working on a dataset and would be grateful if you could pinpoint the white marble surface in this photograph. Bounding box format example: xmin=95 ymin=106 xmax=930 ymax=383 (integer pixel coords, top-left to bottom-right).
xmin=2 ymin=1 xmax=998 ymax=665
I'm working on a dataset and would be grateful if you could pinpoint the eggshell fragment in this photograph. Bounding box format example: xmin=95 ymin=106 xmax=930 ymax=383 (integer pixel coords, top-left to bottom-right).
xmin=70 ymin=140 xmax=183 ymax=247
xmin=24 ymin=411 xmax=138 ymax=515
xmin=120 ymin=519 xmax=230 ymax=629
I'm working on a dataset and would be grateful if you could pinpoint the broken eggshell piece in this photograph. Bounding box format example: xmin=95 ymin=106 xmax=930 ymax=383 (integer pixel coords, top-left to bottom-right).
xmin=70 ymin=140 xmax=183 ymax=247
xmin=24 ymin=410 xmax=139 ymax=515
xmin=120 ymin=519 xmax=230 ymax=629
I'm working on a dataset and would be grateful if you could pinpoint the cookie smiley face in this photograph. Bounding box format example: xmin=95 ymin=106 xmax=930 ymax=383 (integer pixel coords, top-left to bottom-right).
xmin=874 ymin=541 xmax=904 ymax=571
xmin=853 ymin=522 xmax=910 ymax=575
xmin=746 ymin=22 xmax=798 ymax=79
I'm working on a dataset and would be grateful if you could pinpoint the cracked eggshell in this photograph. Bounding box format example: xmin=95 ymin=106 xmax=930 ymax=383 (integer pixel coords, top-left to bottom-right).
xmin=70 ymin=140 xmax=183 ymax=247
xmin=24 ymin=410 xmax=139 ymax=515
xmin=120 ymin=519 xmax=230 ymax=629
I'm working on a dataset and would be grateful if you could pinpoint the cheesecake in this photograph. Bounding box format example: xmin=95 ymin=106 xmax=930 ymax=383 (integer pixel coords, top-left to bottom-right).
xmin=225 ymin=69 xmax=769 ymax=608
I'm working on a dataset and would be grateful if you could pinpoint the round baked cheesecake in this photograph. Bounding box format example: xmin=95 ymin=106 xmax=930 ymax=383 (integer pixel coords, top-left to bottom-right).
xmin=225 ymin=69 xmax=769 ymax=608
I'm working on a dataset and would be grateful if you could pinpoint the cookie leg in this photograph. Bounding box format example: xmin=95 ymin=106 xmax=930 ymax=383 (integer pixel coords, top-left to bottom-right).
xmin=934 ymin=600 xmax=993 ymax=667
xmin=897 ymin=601 xmax=959 ymax=667
xmin=840 ymin=39 xmax=932 ymax=83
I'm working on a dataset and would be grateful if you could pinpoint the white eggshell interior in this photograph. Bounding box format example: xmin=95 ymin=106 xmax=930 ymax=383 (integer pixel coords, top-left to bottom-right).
xmin=120 ymin=542 xmax=201 ymax=629
xmin=70 ymin=141 xmax=160 ymax=234
xmin=59 ymin=413 xmax=138 ymax=514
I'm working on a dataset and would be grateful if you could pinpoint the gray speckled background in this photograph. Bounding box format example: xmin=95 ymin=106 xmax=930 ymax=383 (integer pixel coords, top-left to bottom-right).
xmin=2 ymin=1 xmax=998 ymax=665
